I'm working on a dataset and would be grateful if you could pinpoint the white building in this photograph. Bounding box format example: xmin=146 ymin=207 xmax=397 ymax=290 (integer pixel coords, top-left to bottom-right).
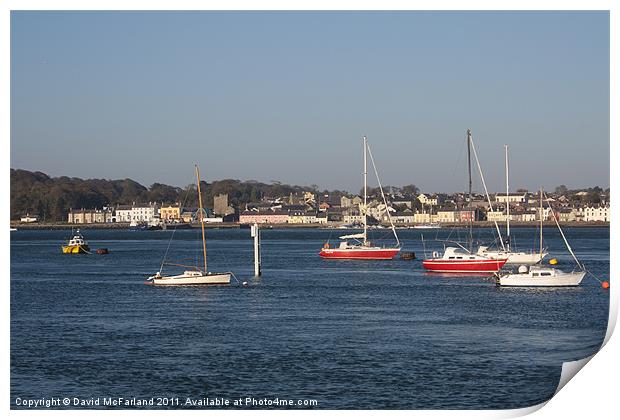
xmin=115 ymin=205 xmax=132 ymax=222
xmin=392 ymin=212 xmax=416 ymax=224
xmin=130 ymin=203 xmax=158 ymax=223
xmin=495 ymin=193 xmax=527 ymax=204
xmin=486 ymin=210 xmax=506 ymax=222
xmin=579 ymin=205 xmax=610 ymax=222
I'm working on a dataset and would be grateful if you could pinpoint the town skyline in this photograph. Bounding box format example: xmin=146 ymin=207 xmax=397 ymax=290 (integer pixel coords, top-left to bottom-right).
xmin=10 ymin=11 xmax=609 ymax=193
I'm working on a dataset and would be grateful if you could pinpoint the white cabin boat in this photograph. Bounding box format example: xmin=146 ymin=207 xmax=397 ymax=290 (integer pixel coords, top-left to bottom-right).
xmin=497 ymin=265 xmax=585 ymax=287
xmin=497 ymin=188 xmax=586 ymax=287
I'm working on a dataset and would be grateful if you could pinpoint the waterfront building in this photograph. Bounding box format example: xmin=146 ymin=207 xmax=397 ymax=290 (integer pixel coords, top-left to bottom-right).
xmin=68 ymin=208 xmax=111 ymax=224
xmin=392 ymin=211 xmax=416 ymax=224
xmin=287 ymin=210 xmax=305 ymax=224
xmin=301 ymin=212 xmax=318 ymax=224
xmin=579 ymin=204 xmax=610 ymax=222
xmin=130 ymin=203 xmax=158 ymax=223
xmin=437 ymin=210 xmax=457 ymax=223
xmin=239 ymin=210 xmax=289 ymax=224
xmin=115 ymin=205 xmax=132 ymax=222
xmin=486 ymin=209 xmax=506 ymax=222
xmin=316 ymin=212 xmax=328 ymax=224
xmin=413 ymin=212 xmax=431 ymax=224
xmin=457 ymin=208 xmax=477 ymax=223
xmin=159 ymin=204 xmax=181 ymax=221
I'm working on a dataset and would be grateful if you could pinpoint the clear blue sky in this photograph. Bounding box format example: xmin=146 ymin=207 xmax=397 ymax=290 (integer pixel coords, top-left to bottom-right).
xmin=10 ymin=11 xmax=609 ymax=194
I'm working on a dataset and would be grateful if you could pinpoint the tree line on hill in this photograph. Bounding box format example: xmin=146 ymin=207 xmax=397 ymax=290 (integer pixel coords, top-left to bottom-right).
xmin=10 ymin=169 xmax=317 ymax=221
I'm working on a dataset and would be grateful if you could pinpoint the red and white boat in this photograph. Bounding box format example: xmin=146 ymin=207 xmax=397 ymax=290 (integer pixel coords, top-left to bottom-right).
xmin=422 ymin=129 xmax=506 ymax=274
xmin=320 ymin=136 xmax=401 ymax=260
xmin=320 ymin=233 xmax=401 ymax=260
xmin=423 ymin=246 xmax=507 ymax=273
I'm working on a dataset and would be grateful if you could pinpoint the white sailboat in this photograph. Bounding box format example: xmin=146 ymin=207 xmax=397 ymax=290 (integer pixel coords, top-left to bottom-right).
xmin=477 ymin=145 xmax=547 ymax=265
xmin=497 ymin=189 xmax=586 ymax=287
xmin=146 ymin=165 xmax=231 ymax=286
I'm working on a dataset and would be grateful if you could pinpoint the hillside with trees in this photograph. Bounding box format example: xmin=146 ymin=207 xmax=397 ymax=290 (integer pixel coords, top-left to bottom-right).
xmin=10 ymin=169 xmax=317 ymax=221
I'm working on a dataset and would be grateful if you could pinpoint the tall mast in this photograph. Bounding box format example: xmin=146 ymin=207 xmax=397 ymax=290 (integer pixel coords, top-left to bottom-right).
xmin=195 ymin=164 xmax=208 ymax=273
xmin=467 ymin=129 xmax=473 ymax=252
xmin=505 ymin=144 xmax=510 ymax=250
xmin=366 ymin=139 xmax=401 ymax=247
xmin=539 ymin=187 xmax=543 ymax=260
xmin=363 ymin=136 xmax=368 ymax=244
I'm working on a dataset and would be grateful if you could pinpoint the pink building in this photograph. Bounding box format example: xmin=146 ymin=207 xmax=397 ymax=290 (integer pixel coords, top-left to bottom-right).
xmin=239 ymin=210 xmax=289 ymax=224
xmin=458 ymin=209 xmax=476 ymax=222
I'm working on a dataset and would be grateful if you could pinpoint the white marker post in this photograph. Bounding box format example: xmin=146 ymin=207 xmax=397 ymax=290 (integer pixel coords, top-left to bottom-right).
xmin=251 ymin=223 xmax=261 ymax=277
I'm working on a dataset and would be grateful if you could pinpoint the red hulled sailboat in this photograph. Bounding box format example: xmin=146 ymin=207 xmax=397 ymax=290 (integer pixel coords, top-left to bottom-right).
xmin=422 ymin=129 xmax=507 ymax=273
xmin=320 ymin=136 xmax=401 ymax=260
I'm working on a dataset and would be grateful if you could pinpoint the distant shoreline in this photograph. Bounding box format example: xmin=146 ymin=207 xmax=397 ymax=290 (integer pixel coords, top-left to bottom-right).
xmin=10 ymin=221 xmax=610 ymax=230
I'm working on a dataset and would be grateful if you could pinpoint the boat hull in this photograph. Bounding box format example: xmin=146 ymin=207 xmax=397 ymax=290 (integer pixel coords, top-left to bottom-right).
xmin=62 ymin=245 xmax=90 ymax=254
xmin=498 ymin=271 xmax=585 ymax=287
xmin=146 ymin=272 xmax=231 ymax=286
xmin=319 ymin=247 xmax=400 ymax=260
xmin=422 ymin=258 xmax=507 ymax=273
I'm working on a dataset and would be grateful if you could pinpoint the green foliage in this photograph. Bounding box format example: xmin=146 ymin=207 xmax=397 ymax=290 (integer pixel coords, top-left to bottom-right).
xmin=10 ymin=169 xmax=319 ymax=221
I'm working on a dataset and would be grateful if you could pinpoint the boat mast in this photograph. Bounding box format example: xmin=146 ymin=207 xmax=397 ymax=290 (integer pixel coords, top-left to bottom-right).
xmin=470 ymin=131 xmax=505 ymax=249
xmin=195 ymin=164 xmax=208 ymax=273
xmin=505 ymin=145 xmax=510 ymax=251
xmin=363 ymin=136 xmax=368 ymax=245
xmin=366 ymin=139 xmax=401 ymax=247
xmin=539 ymin=187 xmax=543 ymax=260
xmin=467 ymin=129 xmax=473 ymax=252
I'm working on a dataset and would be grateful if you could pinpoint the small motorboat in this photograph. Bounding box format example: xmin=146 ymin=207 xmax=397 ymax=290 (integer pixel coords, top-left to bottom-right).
xmin=62 ymin=230 xmax=90 ymax=254
xmin=96 ymin=248 xmax=109 ymax=254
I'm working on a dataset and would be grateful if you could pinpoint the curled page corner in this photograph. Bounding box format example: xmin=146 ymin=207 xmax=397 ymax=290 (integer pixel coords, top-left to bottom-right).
xmin=554 ymin=354 xmax=595 ymax=396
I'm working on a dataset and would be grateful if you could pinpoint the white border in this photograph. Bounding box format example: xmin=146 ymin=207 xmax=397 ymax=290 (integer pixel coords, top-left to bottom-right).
xmin=3 ymin=2 xmax=616 ymax=419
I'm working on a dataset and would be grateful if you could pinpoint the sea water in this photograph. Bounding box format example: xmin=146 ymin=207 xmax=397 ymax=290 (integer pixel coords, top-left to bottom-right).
xmin=10 ymin=227 xmax=609 ymax=409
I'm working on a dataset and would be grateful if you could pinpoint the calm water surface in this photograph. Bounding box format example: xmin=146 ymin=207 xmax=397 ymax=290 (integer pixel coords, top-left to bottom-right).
xmin=10 ymin=227 xmax=609 ymax=409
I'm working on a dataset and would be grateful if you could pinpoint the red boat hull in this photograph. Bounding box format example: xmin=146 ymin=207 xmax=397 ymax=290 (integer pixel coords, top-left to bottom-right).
xmin=422 ymin=258 xmax=507 ymax=273
xmin=319 ymin=248 xmax=400 ymax=260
